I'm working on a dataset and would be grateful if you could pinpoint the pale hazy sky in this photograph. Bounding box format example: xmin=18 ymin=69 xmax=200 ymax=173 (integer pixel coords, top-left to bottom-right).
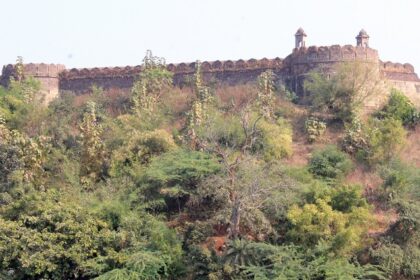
xmin=1 ymin=0 xmax=419 ymax=72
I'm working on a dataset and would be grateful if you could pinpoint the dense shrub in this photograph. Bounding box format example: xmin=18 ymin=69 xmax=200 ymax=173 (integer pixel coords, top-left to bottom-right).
xmin=139 ymin=150 xmax=221 ymax=212
xmin=366 ymin=118 xmax=406 ymax=165
xmin=305 ymin=61 xmax=382 ymax=123
xmin=110 ymin=129 xmax=177 ymax=177
xmin=342 ymin=117 xmax=407 ymax=166
xmin=0 ymin=190 xmax=115 ymax=279
xmin=378 ymin=89 xmax=419 ymax=127
xmin=378 ymin=160 xmax=420 ymax=203
xmin=197 ymin=112 xmax=245 ymax=148
xmin=305 ymin=116 xmax=326 ymax=143
xmin=254 ymin=117 xmax=293 ymax=160
xmin=330 ymin=184 xmax=368 ymax=213
xmin=341 ymin=117 xmax=369 ymax=158
xmin=309 ymin=145 xmax=353 ymax=180
xmin=287 ymin=197 xmax=371 ymax=255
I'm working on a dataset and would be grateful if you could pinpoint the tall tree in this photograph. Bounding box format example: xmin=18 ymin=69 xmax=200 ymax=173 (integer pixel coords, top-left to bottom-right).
xmin=79 ymin=101 xmax=106 ymax=184
xmin=132 ymin=50 xmax=173 ymax=116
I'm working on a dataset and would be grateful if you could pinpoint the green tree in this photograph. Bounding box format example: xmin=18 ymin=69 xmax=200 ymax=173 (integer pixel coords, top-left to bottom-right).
xmin=132 ymin=50 xmax=173 ymax=117
xmin=110 ymin=129 xmax=177 ymax=177
xmin=0 ymin=189 xmax=115 ymax=279
xmin=239 ymin=243 xmax=386 ymax=280
xmin=79 ymin=101 xmax=106 ymax=185
xmin=256 ymin=70 xmax=276 ymax=120
xmin=0 ymin=76 xmax=42 ymax=130
xmin=185 ymin=61 xmax=213 ymax=148
xmin=139 ymin=150 xmax=221 ymax=213
xmin=304 ymin=61 xmax=383 ymax=123
xmin=0 ymin=122 xmax=45 ymax=190
xmin=194 ymin=160 xmax=284 ymax=239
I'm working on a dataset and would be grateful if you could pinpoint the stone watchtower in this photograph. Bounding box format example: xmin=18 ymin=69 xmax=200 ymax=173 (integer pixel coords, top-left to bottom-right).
xmin=356 ymin=29 xmax=369 ymax=48
xmin=295 ymin=28 xmax=307 ymax=49
xmin=0 ymin=63 xmax=66 ymax=104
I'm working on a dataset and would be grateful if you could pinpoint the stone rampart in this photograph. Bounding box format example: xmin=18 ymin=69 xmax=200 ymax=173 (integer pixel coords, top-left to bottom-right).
xmin=58 ymin=58 xmax=284 ymax=93
xmin=0 ymin=63 xmax=65 ymax=103
xmin=0 ymin=41 xmax=419 ymax=103
xmin=380 ymin=61 xmax=419 ymax=82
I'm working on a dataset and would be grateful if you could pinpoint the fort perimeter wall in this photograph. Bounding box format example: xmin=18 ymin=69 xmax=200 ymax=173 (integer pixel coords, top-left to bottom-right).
xmin=1 ymin=45 xmax=419 ymax=105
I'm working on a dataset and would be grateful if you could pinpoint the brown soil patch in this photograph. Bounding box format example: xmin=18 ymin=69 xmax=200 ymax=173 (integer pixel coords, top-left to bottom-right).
xmin=202 ymin=236 xmax=227 ymax=255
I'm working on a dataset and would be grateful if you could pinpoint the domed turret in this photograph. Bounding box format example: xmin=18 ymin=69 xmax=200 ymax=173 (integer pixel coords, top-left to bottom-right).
xmin=356 ymin=29 xmax=369 ymax=48
xmin=295 ymin=27 xmax=307 ymax=49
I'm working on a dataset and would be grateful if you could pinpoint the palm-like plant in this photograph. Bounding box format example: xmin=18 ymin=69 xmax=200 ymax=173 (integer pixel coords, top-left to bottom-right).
xmin=223 ymin=239 xmax=258 ymax=267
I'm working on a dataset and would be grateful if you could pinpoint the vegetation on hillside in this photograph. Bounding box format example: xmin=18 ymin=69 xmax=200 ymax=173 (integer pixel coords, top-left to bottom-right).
xmin=0 ymin=54 xmax=419 ymax=279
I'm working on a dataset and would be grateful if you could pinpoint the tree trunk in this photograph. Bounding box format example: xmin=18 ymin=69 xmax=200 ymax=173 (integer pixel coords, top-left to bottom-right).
xmin=228 ymin=198 xmax=241 ymax=239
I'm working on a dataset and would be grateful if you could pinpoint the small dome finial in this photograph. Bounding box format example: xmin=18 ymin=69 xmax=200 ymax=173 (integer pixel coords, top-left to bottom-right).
xmin=358 ymin=29 xmax=369 ymax=37
xmin=295 ymin=27 xmax=307 ymax=36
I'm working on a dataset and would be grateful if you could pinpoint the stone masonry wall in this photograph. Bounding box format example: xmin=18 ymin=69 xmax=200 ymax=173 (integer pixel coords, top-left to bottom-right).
xmin=58 ymin=58 xmax=284 ymax=94
xmin=0 ymin=63 xmax=65 ymax=104
xmin=1 ymin=45 xmax=419 ymax=105
xmin=283 ymin=45 xmax=380 ymax=95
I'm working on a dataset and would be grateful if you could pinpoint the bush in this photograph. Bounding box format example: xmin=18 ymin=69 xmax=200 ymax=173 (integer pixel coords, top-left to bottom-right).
xmin=341 ymin=117 xmax=369 ymax=158
xmin=286 ymin=198 xmax=371 ymax=255
xmin=342 ymin=117 xmax=407 ymax=166
xmin=254 ymin=117 xmax=293 ymax=160
xmin=305 ymin=117 xmax=326 ymax=143
xmin=0 ymin=189 xmax=115 ymax=279
xmin=197 ymin=112 xmax=246 ymax=148
xmin=308 ymin=146 xmax=353 ymax=180
xmin=379 ymin=89 xmax=419 ymax=127
xmin=304 ymin=61 xmax=382 ymax=123
xmin=378 ymin=160 xmax=420 ymax=203
xmin=370 ymin=240 xmax=404 ymax=276
xmin=366 ymin=118 xmax=406 ymax=165
xmin=110 ymin=129 xmax=177 ymax=177
xmin=140 ymin=150 xmax=221 ymax=213
xmin=330 ymin=184 xmax=367 ymax=213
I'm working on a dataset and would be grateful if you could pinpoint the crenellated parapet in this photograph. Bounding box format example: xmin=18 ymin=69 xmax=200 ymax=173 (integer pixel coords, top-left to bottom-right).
xmin=1 ymin=28 xmax=419 ymax=104
xmin=381 ymin=61 xmax=415 ymax=73
xmin=59 ymin=57 xmax=283 ymax=80
xmin=286 ymin=45 xmax=379 ymax=65
xmin=1 ymin=63 xmax=65 ymax=81
xmin=167 ymin=57 xmax=283 ymax=73
xmin=380 ymin=61 xmax=419 ymax=82
xmin=23 ymin=63 xmax=66 ymax=78
xmin=57 ymin=58 xmax=284 ymax=93
xmin=60 ymin=65 xmax=142 ymax=80
xmin=281 ymin=45 xmax=380 ymax=95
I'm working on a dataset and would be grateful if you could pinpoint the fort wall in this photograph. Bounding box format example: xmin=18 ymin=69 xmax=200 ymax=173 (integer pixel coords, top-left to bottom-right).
xmin=57 ymin=58 xmax=284 ymax=94
xmin=0 ymin=63 xmax=65 ymax=104
xmin=1 ymin=29 xmax=419 ymax=105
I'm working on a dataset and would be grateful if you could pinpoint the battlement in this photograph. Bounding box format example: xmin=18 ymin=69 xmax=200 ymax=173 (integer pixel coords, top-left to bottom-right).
xmin=166 ymin=57 xmax=283 ymax=73
xmin=287 ymin=45 xmax=379 ymax=64
xmin=381 ymin=61 xmax=415 ymax=73
xmin=23 ymin=63 xmax=66 ymax=78
xmin=59 ymin=57 xmax=284 ymax=81
xmin=0 ymin=28 xmax=419 ymax=103
xmin=380 ymin=61 xmax=419 ymax=82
